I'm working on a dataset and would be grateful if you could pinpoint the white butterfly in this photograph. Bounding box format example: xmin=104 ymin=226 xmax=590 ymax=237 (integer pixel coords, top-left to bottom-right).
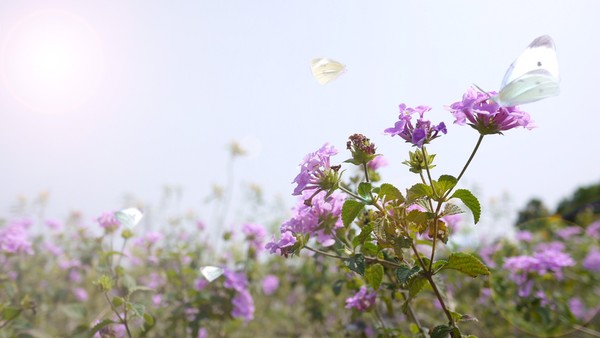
xmin=496 ymin=35 xmax=560 ymax=106
xmin=311 ymin=58 xmax=346 ymax=85
xmin=114 ymin=207 xmax=144 ymax=229
xmin=199 ymin=266 xmax=224 ymax=282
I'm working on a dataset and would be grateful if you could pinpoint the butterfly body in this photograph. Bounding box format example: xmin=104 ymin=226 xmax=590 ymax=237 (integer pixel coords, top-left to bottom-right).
xmin=311 ymin=58 xmax=346 ymax=85
xmin=115 ymin=207 xmax=143 ymax=229
xmin=497 ymin=35 xmax=560 ymax=106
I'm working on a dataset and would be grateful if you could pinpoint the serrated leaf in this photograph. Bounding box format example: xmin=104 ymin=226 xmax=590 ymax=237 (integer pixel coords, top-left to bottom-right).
xmin=441 ymin=252 xmax=490 ymax=278
xmin=357 ymin=182 xmax=372 ymax=199
xmin=450 ymin=189 xmax=481 ymax=224
xmin=407 ymin=183 xmax=433 ymax=202
xmin=432 ymin=260 xmax=448 ymax=274
xmin=379 ymin=183 xmax=405 ymax=204
xmin=431 ymin=324 xmax=453 ymax=338
xmin=442 ymin=203 xmax=463 ymax=216
xmin=365 ymin=263 xmax=384 ymax=290
xmin=395 ymin=236 xmax=412 ymax=249
xmin=396 ymin=265 xmax=421 ymax=284
xmin=361 ymin=242 xmax=378 ymax=256
xmin=346 ymin=254 xmax=366 ymax=275
xmin=131 ymin=303 xmax=145 ymax=318
xmin=332 ymin=280 xmax=344 ymax=295
xmin=408 ymin=276 xmax=427 ymax=298
xmin=342 ymin=200 xmax=365 ymax=227
xmin=437 ymin=175 xmax=457 ymax=192
xmin=352 ymin=224 xmax=373 ymax=247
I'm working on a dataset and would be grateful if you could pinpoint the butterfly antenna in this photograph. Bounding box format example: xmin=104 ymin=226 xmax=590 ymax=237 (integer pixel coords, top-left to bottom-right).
xmin=472 ymin=83 xmax=498 ymax=103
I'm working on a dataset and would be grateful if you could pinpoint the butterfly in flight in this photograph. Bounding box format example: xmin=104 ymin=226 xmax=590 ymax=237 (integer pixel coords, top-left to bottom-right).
xmin=311 ymin=58 xmax=346 ymax=85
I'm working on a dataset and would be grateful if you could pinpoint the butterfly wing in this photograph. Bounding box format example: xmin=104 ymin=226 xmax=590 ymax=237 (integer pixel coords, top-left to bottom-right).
xmin=115 ymin=207 xmax=143 ymax=229
xmin=498 ymin=70 xmax=560 ymax=106
xmin=311 ymin=58 xmax=346 ymax=85
xmin=200 ymin=266 xmax=224 ymax=282
xmin=501 ymin=35 xmax=559 ymax=87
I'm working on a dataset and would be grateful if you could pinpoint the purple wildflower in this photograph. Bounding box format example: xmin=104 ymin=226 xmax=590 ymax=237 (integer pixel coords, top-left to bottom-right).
xmin=586 ymin=220 xmax=600 ymax=239
xmin=385 ymin=104 xmax=447 ymax=148
xmin=447 ymin=87 xmax=535 ymax=135
xmin=367 ymin=155 xmax=388 ymax=170
xmin=73 ymin=287 xmax=88 ymax=301
xmin=145 ymin=231 xmax=163 ymax=245
xmin=197 ymin=328 xmax=207 ymax=338
xmin=583 ymin=249 xmax=600 ymax=273
xmin=231 ymin=289 xmax=255 ymax=323
xmin=568 ymin=297 xmax=587 ymax=320
xmin=265 ymin=231 xmax=297 ymax=257
xmin=556 ymin=226 xmax=582 ymax=240
xmin=292 ymin=143 xmax=340 ymax=196
xmin=515 ymin=231 xmax=533 ymax=242
xmin=97 ymin=211 xmax=120 ymax=232
xmin=261 ymin=275 xmax=279 ymax=295
xmin=224 ymin=269 xmax=249 ymax=292
xmin=0 ymin=220 xmax=33 ymax=255
xmin=242 ymin=223 xmax=267 ymax=252
xmin=345 ymin=286 xmax=377 ymax=311
xmin=280 ymin=190 xmax=345 ymax=247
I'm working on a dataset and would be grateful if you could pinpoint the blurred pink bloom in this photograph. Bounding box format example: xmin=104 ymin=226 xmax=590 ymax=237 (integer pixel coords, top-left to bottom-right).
xmin=194 ymin=277 xmax=209 ymax=291
xmin=145 ymin=231 xmax=163 ymax=245
xmin=261 ymin=275 xmax=279 ymax=295
xmin=556 ymin=226 xmax=582 ymax=240
xmin=583 ymin=249 xmax=600 ymax=273
xmin=45 ymin=219 xmax=62 ymax=230
xmin=152 ymin=294 xmax=162 ymax=306
xmin=197 ymin=328 xmax=207 ymax=338
xmin=367 ymin=155 xmax=388 ymax=170
xmin=196 ymin=221 xmax=206 ymax=231
xmin=515 ymin=231 xmax=533 ymax=242
xmin=586 ymin=220 xmax=600 ymax=239
xmin=231 ymin=290 xmax=254 ymax=323
xmin=44 ymin=242 xmax=63 ymax=256
xmin=97 ymin=211 xmax=120 ymax=232
xmin=73 ymin=287 xmax=88 ymax=301
xmin=69 ymin=269 xmax=82 ymax=283
xmin=242 ymin=223 xmax=267 ymax=252
xmin=0 ymin=220 xmax=33 ymax=255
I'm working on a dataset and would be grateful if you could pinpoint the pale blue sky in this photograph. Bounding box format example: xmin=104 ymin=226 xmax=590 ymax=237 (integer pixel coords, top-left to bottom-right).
xmin=1 ymin=1 xmax=598 ymax=233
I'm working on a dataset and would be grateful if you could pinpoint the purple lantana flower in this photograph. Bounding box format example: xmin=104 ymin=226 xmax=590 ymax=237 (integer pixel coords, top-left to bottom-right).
xmin=261 ymin=275 xmax=279 ymax=295
xmin=97 ymin=211 xmax=121 ymax=233
xmin=447 ymin=87 xmax=535 ymax=134
xmin=265 ymin=230 xmax=297 ymax=257
xmin=583 ymin=249 xmax=600 ymax=273
xmin=345 ymin=286 xmax=377 ymax=311
xmin=292 ymin=143 xmax=340 ymax=196
xmin=384 ymin=104 xmax=447 ymax=148
xmin=0 ymin=220 xmax=33 ymax=255
xmin=242 ymin=223 xmax=267 ymax=252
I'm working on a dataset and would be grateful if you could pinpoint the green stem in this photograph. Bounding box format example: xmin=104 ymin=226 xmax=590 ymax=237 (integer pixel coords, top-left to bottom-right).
xmin=103 ymin=292 xmax=133 ymax=338
xmin=338 ymin=185 xmax=368 ymax=202
xmin=455 ymin=134 xmax=485 ymax=185
xmin=304 ymin=246 xmax=404 ymax=269
xmin=410 ymin=242 xmax=455 ymax=327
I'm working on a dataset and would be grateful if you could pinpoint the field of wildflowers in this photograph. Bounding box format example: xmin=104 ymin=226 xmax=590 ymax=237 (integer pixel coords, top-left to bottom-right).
xmin=2 ymin=87 xmax=599 ymax=337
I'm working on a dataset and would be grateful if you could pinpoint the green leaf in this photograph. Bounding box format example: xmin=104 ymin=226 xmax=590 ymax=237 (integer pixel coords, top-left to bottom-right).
xmin=88 ymin=319 xmax=116 ymax=337
xmin=365 ymin=263 xmax=384 ymax=290
xmin=342 ymin=200 xmax=365 ymax=227
xmin=357 ymin=182 xmax=372 ymax=199
xmin=407 ymin=183 xmax=433 ymax=202
xmin=408 ymin=276 xmax=427 ymax=298
xmin=352 ymin=224 xmax=373 ymax=247
xmin=128 ymin=286 xmax=155 ymax=297
xmin=60 ymin=303 xmax=87 ymax=320
xmin=379 ymin=183 xmax=405 ymax=204
xmin=142 ymin=313 xmax=156 ymax=334
xmin=450 ymin=189 xmax=481 ymax=224
xmin=1 ymin=306 xmax=21 ymax=321
xmin=395 ymin=236 xmax=412 ymax=249
xmin=332 ymin=280 xmax=344 ymax=295
xmin=395 ymin=265 xmax=421 ymax=284
xmin=437 ymin=175 xmax=457 ymax=193
xmin=442 ymin=203 xmax=463 ymax=217
xmin=430 ymin=324 xmax=453 ymax=338
xmin=131 ymin=303 xmax=146 ymax=318
xmin=361 ymin=242 xmax=379 ymax=256
xmin=432 ymin=259 xmax=448 ymax=274
xmin=441 ymin=252 xmax=490 ymax=278
xmin=346 ymin=254 xmax=366 ymax=275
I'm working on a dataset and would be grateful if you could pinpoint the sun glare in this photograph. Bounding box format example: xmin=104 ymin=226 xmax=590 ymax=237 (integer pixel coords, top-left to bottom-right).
xmin=1 ymin=9 xmax=103 ymax=114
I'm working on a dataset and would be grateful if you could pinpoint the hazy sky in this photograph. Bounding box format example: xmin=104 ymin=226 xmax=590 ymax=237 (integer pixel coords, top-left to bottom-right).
xmin=1 ymin=1 xmax=598 ymax=233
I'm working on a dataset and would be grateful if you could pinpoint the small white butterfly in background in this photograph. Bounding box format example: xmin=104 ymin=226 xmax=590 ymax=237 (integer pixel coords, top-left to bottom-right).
xmin=496 ymin=35 xmax=560 ymax=106
xmin=114 ymin=207 xmax=144 ymax=229
xmin=199 ymin=266 xmax=224 ymax=282
xmin=311 ymin=58 xmax=346 ymax=85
